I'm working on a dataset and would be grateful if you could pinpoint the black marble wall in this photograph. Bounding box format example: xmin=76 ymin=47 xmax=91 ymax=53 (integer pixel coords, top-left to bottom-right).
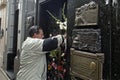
xmin=67 ymin=0 xmax=120 ymax=79
xmin=111 ymin=0 xmax=120 ymax=79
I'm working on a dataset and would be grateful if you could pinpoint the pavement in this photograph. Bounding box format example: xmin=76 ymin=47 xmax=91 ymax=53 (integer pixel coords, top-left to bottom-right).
xmin=0 ymin=68 xmax=10 ymax=80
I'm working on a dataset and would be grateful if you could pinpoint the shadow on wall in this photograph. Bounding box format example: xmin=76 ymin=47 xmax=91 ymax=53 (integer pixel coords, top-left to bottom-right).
xmin=0 ymin=29 xmax=4 ymax=38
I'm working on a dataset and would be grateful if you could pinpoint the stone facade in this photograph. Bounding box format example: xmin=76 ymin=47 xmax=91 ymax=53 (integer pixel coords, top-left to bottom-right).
xmin=0 ymin=0 xmax=7 ymax=67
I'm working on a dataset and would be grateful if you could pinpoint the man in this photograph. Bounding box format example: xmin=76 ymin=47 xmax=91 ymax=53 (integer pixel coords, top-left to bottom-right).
xmin=16 ymin=25 xmax=65 ymax=80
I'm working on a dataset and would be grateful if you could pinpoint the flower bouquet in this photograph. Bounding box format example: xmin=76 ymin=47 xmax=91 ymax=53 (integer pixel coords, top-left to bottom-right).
xmin=47 ymin=3 xmax=67 ymax=80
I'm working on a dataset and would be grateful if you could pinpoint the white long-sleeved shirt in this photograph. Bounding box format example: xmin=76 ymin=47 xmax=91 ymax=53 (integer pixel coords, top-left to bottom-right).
xmin=16 ymin=35 xmax=63 ymax=80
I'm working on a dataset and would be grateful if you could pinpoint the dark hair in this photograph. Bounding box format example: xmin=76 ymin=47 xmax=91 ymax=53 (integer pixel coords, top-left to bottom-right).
xmin=28 ymin=25 xmax=42 ymax=37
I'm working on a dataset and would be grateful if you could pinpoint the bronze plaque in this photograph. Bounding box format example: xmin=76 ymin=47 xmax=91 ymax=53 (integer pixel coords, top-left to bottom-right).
xmin=75 ymin=1 xmax=98 ymax=26
xmin=72 ymin=29 xmax=101 ymax=52
xmin=70 ymin=48 xmax=104 ymax=80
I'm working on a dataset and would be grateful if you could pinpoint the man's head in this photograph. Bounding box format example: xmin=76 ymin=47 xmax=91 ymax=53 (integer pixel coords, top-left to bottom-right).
xmin=29 ymin=25 xmax=44 ymax=39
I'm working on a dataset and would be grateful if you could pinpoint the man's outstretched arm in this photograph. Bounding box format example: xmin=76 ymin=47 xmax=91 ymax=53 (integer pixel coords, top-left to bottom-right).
xmin=42 ymin=35 xmax=64 ymax=51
